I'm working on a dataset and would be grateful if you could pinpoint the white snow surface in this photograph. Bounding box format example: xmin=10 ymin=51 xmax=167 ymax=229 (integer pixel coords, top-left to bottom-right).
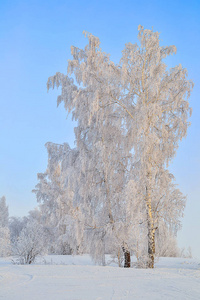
xmin=0 ymin=255 xmax=200 ymax=300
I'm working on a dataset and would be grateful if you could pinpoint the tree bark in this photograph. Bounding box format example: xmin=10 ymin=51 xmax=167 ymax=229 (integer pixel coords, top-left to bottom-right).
xmin=122 ymin=244 xmax=131 ymax=268
xmin=146 ymin=186 xmax=155 ymax=268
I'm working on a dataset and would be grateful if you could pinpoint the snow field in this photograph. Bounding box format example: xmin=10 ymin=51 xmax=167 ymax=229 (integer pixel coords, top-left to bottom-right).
xmin=0 ymin=255 xmax=200 ymax=300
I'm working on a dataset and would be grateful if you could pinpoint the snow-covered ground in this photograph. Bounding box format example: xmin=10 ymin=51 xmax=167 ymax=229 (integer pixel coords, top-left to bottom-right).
xmin=0 ymin=255 xmax=200 ymax=300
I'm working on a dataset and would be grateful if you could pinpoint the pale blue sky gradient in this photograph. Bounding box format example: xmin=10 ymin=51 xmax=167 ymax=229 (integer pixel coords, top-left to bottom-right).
xmin=0 ymin=0 xmax=200 ymax=257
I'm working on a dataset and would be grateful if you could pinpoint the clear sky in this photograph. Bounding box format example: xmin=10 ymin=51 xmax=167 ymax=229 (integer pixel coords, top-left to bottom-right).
xmin=1 ymin=0 xmax=200 ymax=258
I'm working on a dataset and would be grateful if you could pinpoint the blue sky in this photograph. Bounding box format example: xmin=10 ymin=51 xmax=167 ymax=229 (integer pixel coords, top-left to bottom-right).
xmin=0 ymin=0 xmax=200 ymax=258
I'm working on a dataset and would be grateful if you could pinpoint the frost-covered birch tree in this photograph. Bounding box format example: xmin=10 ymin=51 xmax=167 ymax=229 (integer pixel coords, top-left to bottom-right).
xmin=46 ymin=26 xmax=193 ymax=268
xmin=47 ymin=45 xmax=139 ymax=267
xmin=119 ymin=26 xmax=193 ymax=267
xmin=33 ymin=142 xmax=85 ymax=255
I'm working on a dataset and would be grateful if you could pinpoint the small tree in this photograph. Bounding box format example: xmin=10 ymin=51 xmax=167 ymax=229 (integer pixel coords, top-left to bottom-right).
xmin=14 ymin=220 xmax=46 ymax=264
xmin=0 ymin=227 xmax=10 ymax=256
xmin=33 ymin=142 xmax=85 ymax=255
xmin=9 ymin=216 xmax=28 ymax=244
xmin=155 ymin=220 xmax=180 ymax=257
xmin=0 ymin=196 xmax=10 ymax=256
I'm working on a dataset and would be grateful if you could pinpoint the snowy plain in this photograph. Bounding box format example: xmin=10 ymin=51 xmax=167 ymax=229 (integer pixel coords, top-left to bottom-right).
xmin=0 ymin=255 xmax=200 ymax=300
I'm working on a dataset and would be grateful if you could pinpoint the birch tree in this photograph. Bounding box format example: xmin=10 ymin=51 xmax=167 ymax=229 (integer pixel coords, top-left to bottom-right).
xmin=47 ymin=59 xmax=138 ymax=267
xmin=33 ymin=142 xmax=85 ymax=255
xmin=47 ymin=26 xmax=193 ymax=268
xmin=119 ymin=26 xmax=192 ymax=267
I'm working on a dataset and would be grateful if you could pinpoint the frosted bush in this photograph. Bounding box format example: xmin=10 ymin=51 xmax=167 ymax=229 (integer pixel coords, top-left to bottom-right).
xmin=13 ymin=220 xmax=46 ymax=264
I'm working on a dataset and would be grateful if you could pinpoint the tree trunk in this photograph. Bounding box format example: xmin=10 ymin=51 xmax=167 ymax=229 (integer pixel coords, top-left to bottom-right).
xmin=146 ymin=186 xmax=155 ymax=268
xmin=117 ymin=248 xmax=122 ymax=267
xmin=147 ymin=221 xmax=155 ymax=268
xmin=122 ymin=244 xmax=131 ymax=268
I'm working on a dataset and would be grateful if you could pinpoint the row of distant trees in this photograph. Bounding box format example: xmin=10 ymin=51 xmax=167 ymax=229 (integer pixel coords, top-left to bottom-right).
xmin=0 ymin=26 xmax=193 ymax=268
